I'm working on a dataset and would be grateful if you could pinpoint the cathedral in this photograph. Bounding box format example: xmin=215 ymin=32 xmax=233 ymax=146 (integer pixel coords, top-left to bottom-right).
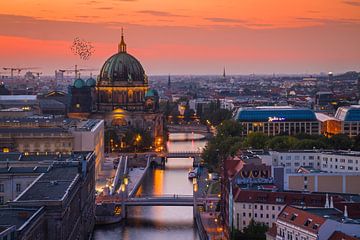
xmin=68 ymin=31 xmax=163 ymax=150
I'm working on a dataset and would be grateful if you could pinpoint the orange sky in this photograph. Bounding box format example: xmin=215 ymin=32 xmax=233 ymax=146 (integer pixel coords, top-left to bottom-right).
xmin=0 ymin=0 xmax=359 ymax=75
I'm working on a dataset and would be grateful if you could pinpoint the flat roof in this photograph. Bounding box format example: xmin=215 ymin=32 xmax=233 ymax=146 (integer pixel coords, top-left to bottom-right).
xmin=0 ymin=208 xmax=43 ymax=230
xmin=16 ymin=165 xmax=79 ymax=201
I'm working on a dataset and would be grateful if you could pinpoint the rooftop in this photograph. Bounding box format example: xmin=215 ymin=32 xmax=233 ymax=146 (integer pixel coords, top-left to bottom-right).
xmin=0 ymin=207 xmax=43 ymax=230
xmin=235 ymin=106 xmax=317 ymax=122
xmin=15 ymin=164 xmax=79 ymax=201
xmin=335 ymin=105 xmax=360 ymax=121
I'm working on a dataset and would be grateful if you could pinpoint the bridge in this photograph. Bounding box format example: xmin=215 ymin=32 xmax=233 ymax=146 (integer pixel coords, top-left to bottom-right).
xmin=96 ymin=194 xmax=219 ymax=207
xmin=166 ymin=151 xmax=202 ymax=158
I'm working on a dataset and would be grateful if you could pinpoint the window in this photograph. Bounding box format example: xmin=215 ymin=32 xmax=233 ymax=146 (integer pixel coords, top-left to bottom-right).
xmin=16 ymin=184 xmax=21 ymax=192
xmin=272 ymin=206 xmax=275 ymax=210
xmin=286 ymin=156 xmax=291 ymax=160
xmin=243 ymin=212 xmax=246 ymax=217
xmin=237 ymin=213 xmax=240 ymax=229
xmin=255 ymin=213 xmax=257 ymax=218
xmin=260 ymin=205 xmax=263 ymax=210
xmin=249 ymin=205 xmax=251 ymax=209
xmin=304 ymin=219 xmax=312 ymax=226
xmin=266 ymin=214 xmax=269 ymax=218
xmin=348 ymin=166 xmax=353 ymax=170
xmin=272 ymin=214 xmax=275 ymax=219
xmin=243 ymin=204 xmax=246 ymax=209
xmin=0 ymin=184 xmax=4 ymax=192
xmin=0 ymin=196 xmax=3 ymax=204
xmin=255 ymin=205 xmax=257 ymax=209
xmin=248 ymin=213 xmax=251 ymax=217
xmin=260 ymin=213 xmax=263 ymax=218
xmin=266 ymin=205 xmax=269 ymax=210
xmin=348 ymin=159 xmax=353 ymax=163
xmin=278 ymin=206 xmax=281 ymax=211
xmin=243 ymin=221 xmax=246 ymax=226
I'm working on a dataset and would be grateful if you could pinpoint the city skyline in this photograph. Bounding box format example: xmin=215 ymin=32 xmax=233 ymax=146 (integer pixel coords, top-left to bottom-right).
xmin=0 ymin=0 xmax=359 ymax=75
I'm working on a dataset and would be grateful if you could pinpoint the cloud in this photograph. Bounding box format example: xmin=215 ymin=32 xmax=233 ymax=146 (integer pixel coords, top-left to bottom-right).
xmin=96 ymin=7 xmax=114 ymax=10
xmin=137 ymin=10 xmax=185 ymax=17
xmin=343 ymin=0 xmax=360 ymax=6
xmin=296 ymin=17 xmax=360 ymax=25
xmin=204 ymin=17 xmax=246 ymax=23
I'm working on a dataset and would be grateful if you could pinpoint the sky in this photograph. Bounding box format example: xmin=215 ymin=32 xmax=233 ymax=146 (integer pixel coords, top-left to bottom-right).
xmin=0 ymin=0 xmax=359 ymax=76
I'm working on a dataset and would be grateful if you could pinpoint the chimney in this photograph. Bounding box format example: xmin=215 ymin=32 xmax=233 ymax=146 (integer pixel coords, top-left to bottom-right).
xmin=344 ymin=205 xmax=348 ymax=219
xmin=330 ymin=196 xmax=334 ymax=208
xmin=325 ymin=193 xmax=330 ymax=208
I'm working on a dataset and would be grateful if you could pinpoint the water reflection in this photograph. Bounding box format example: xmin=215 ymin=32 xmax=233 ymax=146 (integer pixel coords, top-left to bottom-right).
xmin=93 ymin=133 xmax=206 ymax=240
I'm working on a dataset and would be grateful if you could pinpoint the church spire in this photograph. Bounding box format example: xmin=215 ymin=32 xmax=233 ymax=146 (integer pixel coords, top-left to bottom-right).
xmin=118 ymin=28 xmax=127 ymax=53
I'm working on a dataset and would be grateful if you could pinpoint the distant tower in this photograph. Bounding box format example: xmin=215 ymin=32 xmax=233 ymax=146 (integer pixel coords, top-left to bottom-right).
xmin=168 ymin=74 xmax=171 ymax=88
xmin=357 ymin=73 xmax=360 ymax=99
xmin=223 ymin=67 xmax=226 ymax=79
xmin=328 ymin=72 xmax=333 ymax=82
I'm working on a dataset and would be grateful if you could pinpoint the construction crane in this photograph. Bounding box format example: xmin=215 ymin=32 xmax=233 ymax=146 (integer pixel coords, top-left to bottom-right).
xmin=58 ymin=65 xmax=97 ymax=79
xmin=2 ymin=67 xmax=39 ymax=78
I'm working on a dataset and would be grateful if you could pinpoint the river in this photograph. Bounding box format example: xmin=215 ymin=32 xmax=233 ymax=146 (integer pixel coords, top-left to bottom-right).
xmin=93 ymin=133 xmax=207 ymax=240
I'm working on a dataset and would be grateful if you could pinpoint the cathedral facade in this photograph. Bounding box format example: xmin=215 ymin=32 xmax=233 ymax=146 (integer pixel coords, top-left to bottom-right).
xmin=68 ymin=32 xmax=163 ymax=150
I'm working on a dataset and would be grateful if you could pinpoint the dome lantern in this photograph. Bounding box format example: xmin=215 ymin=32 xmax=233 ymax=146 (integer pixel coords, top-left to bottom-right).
xmin=118 ymin=28 xmax=127 ymax=53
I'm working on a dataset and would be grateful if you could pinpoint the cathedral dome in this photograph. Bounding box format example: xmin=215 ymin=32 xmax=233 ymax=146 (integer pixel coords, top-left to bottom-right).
xmin=86 ymin=77 xmax=96 ymax=87
xmin=74 ymin=78 xmax=85 ymax=88
xmin=98 ymin=31 xmax=146 ymax=84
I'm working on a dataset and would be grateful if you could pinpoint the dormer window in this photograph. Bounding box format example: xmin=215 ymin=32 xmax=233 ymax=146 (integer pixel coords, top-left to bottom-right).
xmin=304 ymin=219 xmax=312 ymax=226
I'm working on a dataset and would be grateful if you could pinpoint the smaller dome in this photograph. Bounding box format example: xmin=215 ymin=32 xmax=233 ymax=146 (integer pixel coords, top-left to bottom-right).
xmin=74 ymin=78 xmax=85 ymax=88
xmin=145 ymin=89 xmax=159 ymax=98
xmin=86 ymin=77 xmax=96 ymax=87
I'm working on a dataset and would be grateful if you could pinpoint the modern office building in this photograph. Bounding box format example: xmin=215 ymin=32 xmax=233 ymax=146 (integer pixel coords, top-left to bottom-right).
xmin=234 ymin=106 xmax=320 ymax=136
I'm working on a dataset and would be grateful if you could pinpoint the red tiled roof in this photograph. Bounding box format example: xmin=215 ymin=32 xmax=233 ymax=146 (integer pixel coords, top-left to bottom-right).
xmin=278 ymin=206 xmax=326 ymax=234
xmin=329 ymin=231 xmax=358 ymax=240
xmin=234 ymin=189 xmax=344 ymax=207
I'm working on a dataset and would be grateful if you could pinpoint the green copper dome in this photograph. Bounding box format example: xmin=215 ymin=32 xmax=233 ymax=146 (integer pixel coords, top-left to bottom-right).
xmin=99 ymin=52 xmax=145 ymax=83
xmin=99 ymin=31 xmax=146 ymax=84
xmin=74 ymin=78 xmax=85 ymax=88
xmin=145 ymin=89 xmax=159 ymax=98
xmin=86 ymin=77 xmax=96 ymax=87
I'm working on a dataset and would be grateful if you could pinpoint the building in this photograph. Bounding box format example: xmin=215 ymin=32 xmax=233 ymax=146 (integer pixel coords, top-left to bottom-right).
xmin=284 ymin=171 xmax=360 ymax=194
xmin=334 ymin=105 xmax=360 ymax=137
xmin=232 ymin=190 xmax=344 ymax=232
xmin=0 ymin=207 xmax=47 ymax=240
xmin=8 ymin=151 xmax=96 ymax=240
xmin=234 ymin=106 xmax=320 ymax=136
xmin=0 ymin=117 xmax=104 ymax=177
xmin=275 ymin=205 xmax=360 ymax=240
xmin=265 ymin=150 xmax=360 ymax=174
xmin=0 ymin=166 xmax=49 ymax=205
xmin=68 ymin=31 xmax=164 ymax=149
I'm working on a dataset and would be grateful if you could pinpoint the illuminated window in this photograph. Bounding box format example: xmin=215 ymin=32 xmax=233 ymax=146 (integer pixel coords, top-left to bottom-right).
xmin=2 ymin=148 xmax=9 ymax=153
xmin=76 ymin=104 xmax=80 ymax=108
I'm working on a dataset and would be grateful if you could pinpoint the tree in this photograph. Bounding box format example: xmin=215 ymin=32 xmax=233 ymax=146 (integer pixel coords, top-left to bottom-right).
xmin=266 ymin=136 xmax=299 ymax=151
xmin=295 ymin=139 xmax=328 ymax=150
xmin=330 ymin=134 xmax=352 ymax=150
xmin=232 ymin=219 xmax=268 ymax=240
xmin=202 ymin=120 xmax=243 ymax=171
xmin=243 ymin=132 xmax=269 ymax=149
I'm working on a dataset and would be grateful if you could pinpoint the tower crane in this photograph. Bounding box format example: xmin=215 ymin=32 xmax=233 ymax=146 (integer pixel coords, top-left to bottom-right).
xmin=2 ymin=67 xmax=39 ymax=78
xmin=58 ymin=65 xmax=97 ymax=79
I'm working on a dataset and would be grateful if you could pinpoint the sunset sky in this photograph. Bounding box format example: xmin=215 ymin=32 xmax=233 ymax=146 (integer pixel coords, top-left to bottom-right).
xmin=0 ymin=0 xmax=359 ymax=75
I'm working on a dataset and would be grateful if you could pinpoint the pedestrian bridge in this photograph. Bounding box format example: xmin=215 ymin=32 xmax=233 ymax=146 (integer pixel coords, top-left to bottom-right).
xmin=166 ymin=151 xmax=202 ymax=158
xmin=96 ymin=194 xmax=219 ymax=207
